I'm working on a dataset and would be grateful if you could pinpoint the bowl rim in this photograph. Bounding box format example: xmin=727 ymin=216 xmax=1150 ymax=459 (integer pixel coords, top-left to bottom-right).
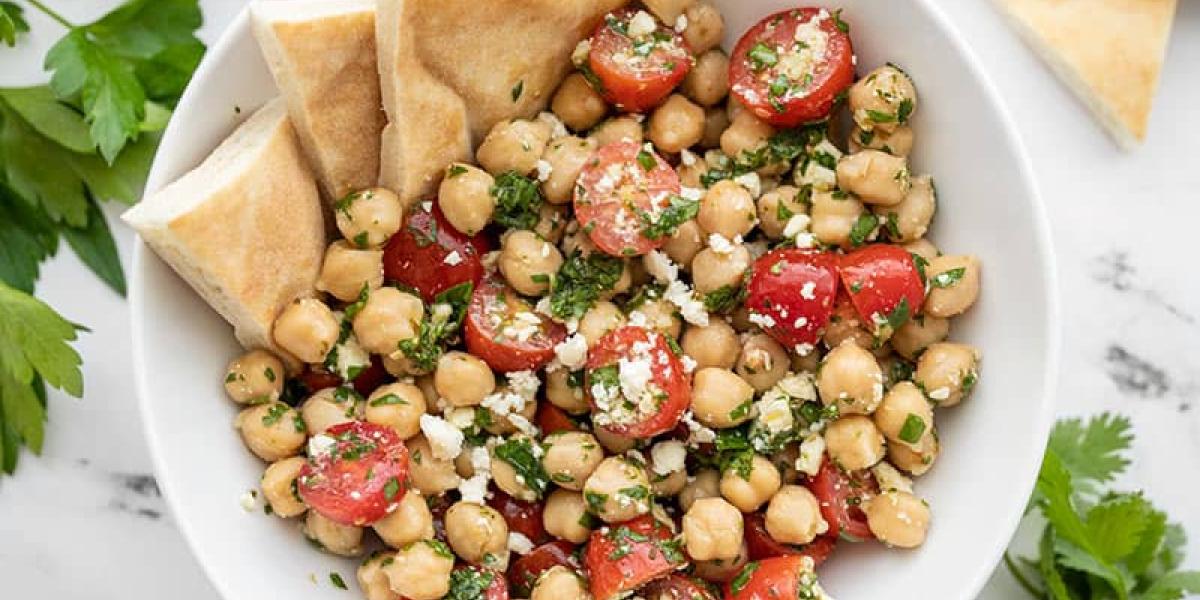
xmin=130 ymin=3 xmax=1061 ymax=598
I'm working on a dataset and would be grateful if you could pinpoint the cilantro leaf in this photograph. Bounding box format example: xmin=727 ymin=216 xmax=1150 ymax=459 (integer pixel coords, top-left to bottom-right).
xmin=0 ymin=2 xmax=29 ymax=47
xmin=1048 ymin=413 xmax=1132 ymax=498
xmin=1141 ymin=571 xmax=1200 ymax=600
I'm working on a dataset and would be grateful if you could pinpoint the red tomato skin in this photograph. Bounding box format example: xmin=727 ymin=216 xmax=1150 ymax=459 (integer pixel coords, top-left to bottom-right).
xmin=451 ymin=566 xmax=509 ymax=600
xmin=488 ymin=489 xmax=549 ymax=546
xmin=838 ymin=244 xmax=926 ymax=330
xmin=742 ymin=512 xmax=837 ymax=567
xmin=744 ymin=249 xmax=840 ymax=350
xmin=295 ymin=368 xmax=342 ymax=394
xmin=297 ymin=422 xmax=410 ymax=526
xmin=586 ymin=515 xmax=685 ymax=600
xmin=350 ymin=355 xmax=389 ymax=396
xmin=641 ymin=574 xmax=721 ymax=600
xmin=588 ymin=8 xmax=694 ymax=112
xmin=808 ymin=459 xmax=878 ymax=540
xmin=464 ymin=279 xmax=567 ymax=372
xmin=574 ymin=141 xmax=681 ymax=257
xmin=536 ymin=402 xmax=581 ymax=435
xmin=507 ymin=540 xmax=581 ymax=598
xmin=725 ymin=555 xmax=818 ymax=600
xmin=729 ymin=8 xmax=855 ymax=127
xmin=382 ymin=203 xmax=489 ymax=302
xmin=586 ymin=326 xmax=691 ymax=438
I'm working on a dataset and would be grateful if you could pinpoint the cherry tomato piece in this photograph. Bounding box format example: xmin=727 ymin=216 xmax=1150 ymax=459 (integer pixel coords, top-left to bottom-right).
xmin=294 ymin=367 xmax=342 ymax=395
xmin=808 ymin=458 xmax=878 ymax=541
xmin=744 ymin=249 xmax=839 ymax=351
xmin=587 ymin=8 xmax=694 ymax=112
xmin=350 ymin=355 xmax=389 ymax=396
xmin=383 ymin=202 xmax=489 ymax=302
xmin=586 ymin=325 xmax=691 ymax=437
xmin=508 ymin=540 xmax=581 ymax=598
xmin=641 ymin=574 xmax=720 ymax=600
xmin=536 ymin=402 xmax=582 ymax=435
xmin=729 ymin=8 xmax=855 ymax=127
xmin=585 ymin=515 xmax=685 ymax=600
xmin=488 ymin=488 xmax=549 ymax=545
xmin=465 ymin=278 xmax=567 ymax=372
xmin=838 ymin=244 xmax=926 ymax=334
xmin=575 ymin=141 xmax=681 ymax=257
xmin=743 ymin=512 xmax=837 ymax=566
xmin=449 ymin=565 xmax=509 ymax=600
xmin=725 ymin=555 xmax=826 ymax=600
xmin=297 ymin=421 xmax=409 ymax=526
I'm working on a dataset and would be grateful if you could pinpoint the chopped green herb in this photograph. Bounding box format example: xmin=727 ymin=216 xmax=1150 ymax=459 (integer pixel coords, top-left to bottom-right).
xmin=329 ymin=573 xmax=347 ymax=590
xmin=446 ymin=164 xmax=468 ymax=178
xmin=730 ymin=561 xmax=761 ymax=594
xmin=898 ymin=413 xmax=927 ymax=444
xmin=728 ymin=398 xmax=754 ymax=421
xmin=494 ymin=437 xmax=551 ymax=498
xmin=369 ymin=394 xmax=408 ymax=407
xmin=747 ymin=42 xmax=778 ymax=71
xmin=703 ymin=284 xmax=744 ymax=314
xmin=490 ymin=171 xmax=544 ymax=230
xmin=866 ymin=109 xmax=897 ymax=124
xmin=446 ymin=567 xmax=495 ymax=600
xmin=897 ymin=98 xmax=914 ymax=123
xmin=261 ymin=403 xmax=290 ymax=427
xmin=832 ymin=9 xmax=850 ymax=33
xmin=638 ymin=194 xmax=699 ymax=240
xmin=636 ymin=149 xmax=657 ymax=171
xmin=931 ymin=267 xmax=966 ymax=289
xmin=549 ymin=251 xmax=625 ymax=320
xmin=511 ymin=79 xmax=524 ymax=102
xmin=397 ymin=282 xmax=473 ymax=371
xmin=848 ymin=213 xmax=879 ymax=247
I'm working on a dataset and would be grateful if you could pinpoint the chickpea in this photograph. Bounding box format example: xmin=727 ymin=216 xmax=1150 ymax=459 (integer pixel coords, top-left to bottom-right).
xmin=735 ymin=334 xmax=789 ymax=392
xmin=435 ymin=351 xmax=496 ymax=407
xmin=477 ymin=119 xmax=552 ymax=176
xmin=681 ymin=319 xmax=740 ymax=370
xmin=874 ymin=381 xmax=934 ymax=449
xmin=551 ymin=73 xmax=608 ymax=132
xmin=643 ymin=0 xmax=694 ymax=23
xmin=823 ymin=298 xmax=873 ymax=352
xmin=334 ymin=187 xmax=404 ymax=248
xmin=543 ymin=489 xmax=593 ymax=543
xmin=224 ymin=349 xmax=285 ymax=404
xmin=824 ymin=415 xmax=886 ymax=470
xmin=583 ymin=456 xmax=651 ymax=523
xmin=924 ymin=255 xmax=981 ymax=318
xmin=415 ymin=374 xmax=439 ymax=405
xmin=408 ymin=435 xmax=461 ymax=495
xmin=316 ymin=241 xmax=383 ymax=303
xmin=818 ymin=341 xmax=885 ymax=415
xmin=590 ymin=116 xmax=643 ymax=146
xmin=500 ymin=230 xmax=563 ymax=296
xmin=677 ymin=152 xmax=708 ymax=188
xmin=728 ymin=305 xmax=754 ymax=333
xmin=437 ymin=164 xmax=495 ymax=236
xmin=531 ymin=565 xmax=590 ymax=600
xmin=720 ymin=111 xmax=773 ymax=163
xmin=849 ymin=125 xmax=915 ymax=157
xmin=235 ymin=402 xmax=305 ymax=461
xmin=691 ymin=245 xmax=750 ymax=295
xmin=682 ymin=1 xmax=724 ymax=54
xmin=260 ymin=457 xmax=306 ymax=518
xmin=864 ymin=490 xmax=930 ymax=548
xmin=765 ymin=485 xmax=827 ymax=545
xmin=301 ymin=387 xmax=359 ymax=434
xmin=849 ymin=65 xmax=917 ymax=134
xmin=304 ymin=510 xmax=363 ymax=556
xmin=692 ymin=541 xmax=749 ymax=583
xmin=352 ymin=288 xmax=424 ymax=355
xmin=680 ymin=469 xmax=721 ymax=512
xmin=491 ymin=441 xmax=540 ymax=502
xmin=597 ymin=260 xmax=633 ymax=300
xmin=889 ymin=316 xmax=946 ymax=361
xmin=771 ymin=444 xmax=802 ymax=484
xmin=875 ymin=174 xmax=934 ymax=243
xmin=691 ymin=368 xmax=755 ymax=428
xmin=374 ymin=489 xmax=435 ymax=548
xmin=698 ymin=180 xmax=757 ymax=239
xmin=273 ymin=298 xmax=340 ymax=364
xmin=358 ymin=553 xmax=401 ymax=600
xmin=701 ymin=106 xmax=730 ymax=149
xmin=541 ymin=431 xmax=605 ymax=490
xmin=719 ymin=454 xmax=781 ymax=512
xmin=542 ymin=136 xmax=597 ymax=204
xmin=383 ymin=540 xmax=455 ymax=600
xmin=593 ymin=426 xmax=637 ymax=454
xmin=683 ymin=50 xmax=730 ymax=107
xmin=663 ymin=219 xmax=705 ymax=267
xmin=445 ymin=501 xmax=509 ymax=566
xmin=809 ymin=189 xmax=866 ymax=248
xmin=648 ymin=94 xmax=705 ymax=153
xmin=365 ymin=382 xmax=427 ymax=439
xmin=889 ymin=434 xmax=939 ymax=475
xmin=650 ymin=464 xmax=687 ymax=497
xmin=383 ymin=353 xmax=427 ymax=377
xmin=837 ymin=151 xmax=911 ymax=206
xmin=914 ymin=342 xmax=980 ymax=407
xmin=683 ymin=497 xmax=744 ymax=560
xmin=756 ymin=185 xmax=808 ymax=240
xmin=903 ymin=238 xmax=940 ymax=263
xmin=545 ymin=368 xmax=590 ymax=414
xmin=578 ymin=301 xmax=626 ymax=346
xmin=635 ymin=298 xmax=682 ymax=339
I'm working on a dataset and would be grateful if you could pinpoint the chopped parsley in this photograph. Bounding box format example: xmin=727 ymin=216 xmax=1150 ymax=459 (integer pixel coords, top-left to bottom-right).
xmin=397 ymin=282 xmax=473 ymax=371
xmin=369 ymin=393 xmax=408 ymax=407
xmin=638 ymin=194 xmax=699 ymax=240
xmin=703 ymin=284 xmax=744 ymax=314
xmin=848 ymin=213 xmax=879 ymax=247
xmin=511 ymin=79 xmax=524 ymax=102
xmin=931 ymin=267 xmax=966 ymax=289
xmin=832 ymin=9 xmax=850 ymax=33
xmin=584 ymin=490 xmax=609 ymax=513
xmin=329 ymin=572 xmax=347 ymax=590
xmin=897 ymin=98 xmax=914 ymax=123
xmin=447 ymin=567 xmax=495 ymax=599
xmin=636 ymin=148 xmax=657 ymax=171
xmin=548 ymin=251 xmax=625 ymax=320
xmin=491 ymin=171 xmax=544 ymax=230
xmin=898 ymin=413 xmax=927 ymax=444
xmin=728 ymin=398 xmax=754 ymax=421
xmin=494 ymin=437 xmax=551 ymax=498
xmin=747 ymin=42 xmax=778 ymax=71
xmin=446 ymin=164 xmax=468 ymax=178
xmin=730 ymin=561 xmax=761 ymax=594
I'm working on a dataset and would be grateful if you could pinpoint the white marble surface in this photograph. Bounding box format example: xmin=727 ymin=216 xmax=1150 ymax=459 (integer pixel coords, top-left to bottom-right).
xmin=0 ymin=1 xmax=1197 ymax=598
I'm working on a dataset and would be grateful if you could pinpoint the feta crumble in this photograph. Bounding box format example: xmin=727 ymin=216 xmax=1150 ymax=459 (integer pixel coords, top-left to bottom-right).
xmin=420 ymin=414 xmax=465 ymax=460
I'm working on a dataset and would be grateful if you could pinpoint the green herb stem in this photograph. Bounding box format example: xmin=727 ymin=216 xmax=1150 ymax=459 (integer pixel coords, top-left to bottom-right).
xmin=25 ymin=0 xmax=74 ymax=29
xmin=1002 ymin=553 xmax=1044 ymax=599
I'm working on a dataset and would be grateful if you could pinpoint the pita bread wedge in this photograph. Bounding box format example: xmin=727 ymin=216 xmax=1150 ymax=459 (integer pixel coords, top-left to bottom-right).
xmin=122 ymin=98 xmax=327 ymax=369
xmin=251 ymin=0 xmax=384 ymax=201
xmin=376 ymin=0 xmax=626 ymax=207
xmin=995 ymin=0 xmax=1177 ymax=149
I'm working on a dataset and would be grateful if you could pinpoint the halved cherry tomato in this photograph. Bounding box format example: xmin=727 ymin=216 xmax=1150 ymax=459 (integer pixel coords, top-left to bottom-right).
xmin=292 ymin=357 xmax=389 ymax=398
xmin=838 ymin=244 xmax=926 ymax=334
xmin=536 ymin=402 xmax=581 ymax=435
xmin=575 ymin=141 xmax=681 ymax=257
xmin=729 ymin=8 xmax=855 ymax=127
xmin=641 ymin=574 xmax=720 ymax=600
xmin=587 ymin=8 xmax=693 ymax=112
xmin=297 ymin=421 xmax=409 ymax=526
xmin=465 ymin=278 xmax=567 ymax=372
xmin=743 ymin=512 xmax=837 ymax=567
xmin=294 ymin=367 xmax=342 ymax=395
xmin=427 ymin=492 xmax=453 ymax=541
xmin=808 ymin=458 xmax=878 ymax=541
xmin=450 ymin=565 xmax=509 ymax=600
xmin=350 ymin=355 xmax=389 ymax=396
xmin=744 ymin=249 xmax=839 ymax=351
xmin=508 ymin=540 xmax=581 ymax=598
xmin=725 ymin=555 xmax=824 ymax=600
xmin=488 ymin=488 xmax=549 ymax=545
xmin=586 ymin=325 xmax=690 ymax=437
xmin=383 ymin=202 xmax=490 ymax=302
xmin=585 ymin=515 xmax=685 ymax=600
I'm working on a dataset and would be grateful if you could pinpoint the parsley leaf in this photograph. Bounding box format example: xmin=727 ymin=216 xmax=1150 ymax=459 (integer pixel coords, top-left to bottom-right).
xmin=549 ymin=251 xmax=624 ymax=320
xmin=848 ymin=213 xmax=878 ymax=247
xmin=493 ymin=436 xmax=550 ymax=498
xmin=0 ymin=2 xmax=29 ymax=47
xmin=490 ymin=170 xmax=543 ymax=230
xmin=638 ymin=194 xmax=699 ymax=240
xmin=397 ymin=282 xmax=473 ymax=371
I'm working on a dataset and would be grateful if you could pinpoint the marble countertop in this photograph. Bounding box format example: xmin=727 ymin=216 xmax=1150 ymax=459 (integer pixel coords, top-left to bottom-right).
xmin=0 ymin=1 xmax=1196 ymax=598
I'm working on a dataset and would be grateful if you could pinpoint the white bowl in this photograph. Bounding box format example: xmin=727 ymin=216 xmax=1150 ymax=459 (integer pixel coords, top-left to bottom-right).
xmin=131 ymin=2 xmax=1059 ymax=598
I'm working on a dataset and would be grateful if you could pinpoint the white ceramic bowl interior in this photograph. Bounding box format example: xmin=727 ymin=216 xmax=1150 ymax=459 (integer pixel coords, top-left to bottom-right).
xmin=132 ymin=1 xmax=1059 ymax=598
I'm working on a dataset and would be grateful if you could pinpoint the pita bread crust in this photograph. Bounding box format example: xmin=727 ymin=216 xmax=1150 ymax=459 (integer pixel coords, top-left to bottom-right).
xmin=376 ymin=0 xmax=625 ymax=206
xmin=251 ymin=0 xmax=384 ymax=201
xmin=996 ymin=0 xmax=1176 ymax=149
xmin=123 ymin=99 xmax=327 ymax=369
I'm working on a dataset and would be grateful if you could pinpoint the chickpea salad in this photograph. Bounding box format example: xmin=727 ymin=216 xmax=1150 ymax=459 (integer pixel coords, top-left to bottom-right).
xmin=223 ymin=4 xmax=982 ymax=600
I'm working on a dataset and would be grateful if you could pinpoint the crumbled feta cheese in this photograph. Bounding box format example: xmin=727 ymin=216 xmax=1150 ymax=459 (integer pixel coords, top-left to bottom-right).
xmin=682 ymin=410 xmax=716 ymax=445
xmin=663 ymin=279 xmax=709 ymax=326
xmin=800 ymin=281 xmax=817 ymax=300
xmin=239 ymin=490 xmax=257 ymax=512
xmin=872 ymin=462 xmax=914 ymax=493
xmin=507 ymin=532 xmax=535 ymax=555
xmin=783 ymin=214 xmax=812 ymax=239
xmin=331 ymin=331 xmax=370 ymax=381
xmin=537 ymin=111 xmax=569 ymax=139
xmin=535 ymin=160 xmax=553 ymax=182
xmin=554 ymin=334 xmax=589 ymax=370
xmin=420 ymin=414 xmax=465 ymax=460
xmin=707 ymin=233 xmax=736 ymax=255
xmin=644 ymin=250 xmax=679 ymax=284
xmin=794 ymin=232 xmax=817 ymax=249
xmin=618 ymin=357 xmax=653 ymax=405
xmin=680 ymin=186 xmax=704 ymax=202
xmin=680 ymin=148 xmax=698 ymax=167
xmin=674 ymin=13 xmax=689 ymax=32
xmin=928 ymin=387 xmax=951 ymax=401
xmin=778 ymin=373 xmax=817 ymax=401
xmin=680 ymin=355 xmax=698 ymax=374
xmin=571 ymin=39 xmax=592 ymax=66
xmin=443 ymin=250 xmax=463 ymax=266
xmin=795 ymin=434 xmax=826 ymax=476
xmin=501 ymin=311 xmax=543 ymax=342
xmin=446 ymin=407 xmax=476 ymax=429
xmin=508 ymin=370 xmax=540 ymax=400
xmin=748 ymin=312 xmax=776 ymax=329
xmin=733 ymin=172 xmax=762 ymax=198
xmin=650 ymin=440 xmax=687 ymax=475
xmin=308 ymin=433 xmax=336 ymax=458
xmin=756 ymin=393 xmax=793 ymax=434
xmin=459 ymin=474 xmax=490 ymax=504
xmin=508 ymin=414 xmax=539 ymax=437
xmin=627 ymin=10 xmax=657 ymax=37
